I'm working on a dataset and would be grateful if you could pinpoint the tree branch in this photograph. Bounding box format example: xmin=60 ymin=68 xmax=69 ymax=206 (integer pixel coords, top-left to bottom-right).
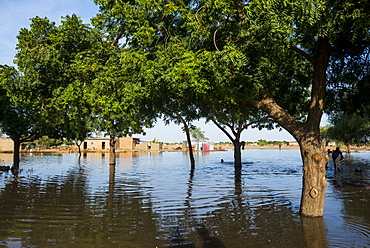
xmin=211 ymin=118 xmax=235 ymax=142
xmin=247 ymin=93 xmax=304 ymax=140
xmin=289 ymin=46 xmax=315 ymax=64
xmin=213 ymin=29 xmax=220 ymax=52
xmin=111 ymin=30 xmax=124 ymax=47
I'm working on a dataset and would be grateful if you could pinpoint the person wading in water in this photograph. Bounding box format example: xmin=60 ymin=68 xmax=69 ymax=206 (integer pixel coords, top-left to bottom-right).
xmin=332 ymin=147 xmax=344 ymax=172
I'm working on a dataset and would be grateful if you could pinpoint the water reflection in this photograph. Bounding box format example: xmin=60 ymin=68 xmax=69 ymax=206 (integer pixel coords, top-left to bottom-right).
xmin=325 ymin=152 xmax=370 ymax=247
xmin=168 ymin=226 xmax=195 ymax=247
xmin=0 ymin=150 xmax=369 ymax=247
xmin=301 ymin=217 xmax=328 ymax=248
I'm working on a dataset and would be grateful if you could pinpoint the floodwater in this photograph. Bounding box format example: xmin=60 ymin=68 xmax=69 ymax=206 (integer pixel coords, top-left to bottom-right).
xmin=0 ymin=149 xmax=369 ymax=248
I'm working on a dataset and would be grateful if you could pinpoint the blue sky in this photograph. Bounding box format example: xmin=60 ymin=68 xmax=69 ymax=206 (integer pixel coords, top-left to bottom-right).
xmin=0 ymin=0 xmax=328 ymax=143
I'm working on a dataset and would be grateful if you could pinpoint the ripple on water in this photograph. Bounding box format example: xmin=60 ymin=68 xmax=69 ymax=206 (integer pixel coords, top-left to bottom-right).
xmin=1 ymin=150 xmax=370 ymax=248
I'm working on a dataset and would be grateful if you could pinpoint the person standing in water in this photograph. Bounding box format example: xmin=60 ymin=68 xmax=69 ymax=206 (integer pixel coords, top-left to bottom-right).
xmin=332 ymin=147 xmax=344 ymax=172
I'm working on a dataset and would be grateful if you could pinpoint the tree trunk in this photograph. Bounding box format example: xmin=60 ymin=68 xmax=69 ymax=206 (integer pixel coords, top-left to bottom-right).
xmin=109 ymin=131 xmax=116 ymax=165
xmin=177 ymin=114 xmax=195 ymax=170
xmin=298 ymin=138 xmax=329 ymax=217
xmin=233 ymin=140 xmax=242 ymax=174
xmin=345 ymin=144 xmax=350 ymax=155
xmin=248 ymin=95 xmax=329 ymax=217
xmin=210 ymin=119 xmax=244 ymax=171
xmin=246 ymin=37 xmax=330 ymax=217
xmin=184 ymin=122 xmax=195 ymax=170
xmin=75 ymin=140 xmax=82 ymax=159
xmin=11 ymin=137 xmax=21 ymax=172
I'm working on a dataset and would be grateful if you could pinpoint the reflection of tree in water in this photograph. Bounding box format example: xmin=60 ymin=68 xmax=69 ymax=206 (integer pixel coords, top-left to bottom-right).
xmin=0 ymin=164 xmax=161 ymax=247
xmin=163 ymin=169 xmax=227 ymax=247
xmin=163 ymin=168 xmax=327 ymax=247
xmin=0 ymin=165 xmax=90 ymax=246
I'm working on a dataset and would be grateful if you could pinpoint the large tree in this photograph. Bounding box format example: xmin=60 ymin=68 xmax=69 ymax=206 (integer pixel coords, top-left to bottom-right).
xmin=92 ymin=0 xmax=370 ymax=217
xmin=0 ymin=66 xmax=49 ymax=172
xmin=197 ymin=48 xmax=274 ymax=171
xmin=181 ymin=0 xmax=369 ymax=217
xmin=13 ymin=15 xmax=155 ymax=165
xmin=130 ymin=42 xmax=209 ymax=169
xmin=87 ymin=49 xmax=155 ymax=165
xmin=13 ymin=15 xmax=100 ymax=152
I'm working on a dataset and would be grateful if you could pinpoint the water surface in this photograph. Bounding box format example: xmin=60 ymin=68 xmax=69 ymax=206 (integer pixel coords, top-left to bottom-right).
xmin=0 ymin=149 xmax=369 ymax=247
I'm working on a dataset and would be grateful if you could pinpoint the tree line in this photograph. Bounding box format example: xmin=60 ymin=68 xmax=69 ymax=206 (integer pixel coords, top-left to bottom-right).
xmin=1 ymin=0 xmax=369 ymax=217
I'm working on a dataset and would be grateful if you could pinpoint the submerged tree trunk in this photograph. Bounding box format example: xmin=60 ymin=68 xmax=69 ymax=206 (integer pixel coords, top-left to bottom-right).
xmin=184 ymin=122 xmax=195 ymax=170
xmin=345 ymin=144 xmax=350 ymax=155
xmin=233 ymin=140 xmax=242 ymax=175
xmin=11 ymin=137 xmax=21 ymax=173
xmin=211 ymin=119 xmax=243 ymax=171
xmin=298 ymin=138 xmax=329 ymax=217
xmin=109 ymin=131 xmax=116 ymax=165
xmin=301 ymin=216 xmax=328 ymax=247
xmin=75 ymin=140 xmax=82 ymax=159
xmin=249 ymin=94 xmax=329 ymax=216
xmin=176 ymin=114 xmax=195 ymax=170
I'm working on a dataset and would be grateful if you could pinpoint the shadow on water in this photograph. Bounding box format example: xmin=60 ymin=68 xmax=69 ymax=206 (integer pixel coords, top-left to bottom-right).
xmin=168 ymin=226 xmax=195 ymax=247
xmin=196 ymin=225 xmax=225 ymax=248
xmin=165 ymin=168 xmax=226 ymax=248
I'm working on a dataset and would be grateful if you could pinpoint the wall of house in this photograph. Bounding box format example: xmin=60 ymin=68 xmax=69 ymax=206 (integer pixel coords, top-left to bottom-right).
xmin=0 ymin=138 xmax=14 ymax=152
xmin=83 ymin=138 xmax=110 ymax=151
xmin=116 ymin=137 xmax=137 ymax=151
xmin=135 ymin=142 xmax=162 ymax=151
xmin=82 ymin=137 xmax=142 ymax=151
xmin=186 ymin=141 xmax=215 ymax=151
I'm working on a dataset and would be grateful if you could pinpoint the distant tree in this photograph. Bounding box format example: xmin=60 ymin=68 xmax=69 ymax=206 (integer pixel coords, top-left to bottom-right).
xmin=86 ymin=49 xmax=155 ymax=165
xmin=194 ymin=47 xmax=274 ymax=171
xmin=34 ymin=136 xmax=63 ymax=149
xmin=190 ymin=127 xmax=208 ymax=142
xmin=320 ymin=126 xmax=333 ymax=148
xmin=256 ymin=139 xmax=269 ymax=146
xmin=327 ymin=112 xmax=370 ymax=153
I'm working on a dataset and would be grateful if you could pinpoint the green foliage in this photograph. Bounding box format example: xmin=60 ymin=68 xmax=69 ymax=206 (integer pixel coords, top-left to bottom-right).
xmin=215 ymin=141 xmax=232 ymax=145
xmin=320 ymin=125 xmax=333 ymax=145
xmin=256 ymin=139 xmax=269 ymax=146
xmin=34 ymin=136 xmax=63 ymax=149
xmin=0 ymin=65 xmax=48 ymax=143
xmin=13 ymin=15 xmax=103 ymax=142
xmin=327 ymin=112 xmax=370 ymax=146
xmin=256 ymin=139 xmax=285 ymax=146
xmin=12 ymin=14 xmax=155 ymax=146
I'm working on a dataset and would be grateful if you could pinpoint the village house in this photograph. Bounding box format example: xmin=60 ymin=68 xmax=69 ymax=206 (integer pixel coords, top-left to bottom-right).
xmin=0 ymin=137 xmax=163 ymax=153
xmin=82 ymin=137 xmax=162 ymax=151
xmin=0 ymin=138 xmax=13 ymax=152
xmin=180 ymin=141 xmax=215 ymax=151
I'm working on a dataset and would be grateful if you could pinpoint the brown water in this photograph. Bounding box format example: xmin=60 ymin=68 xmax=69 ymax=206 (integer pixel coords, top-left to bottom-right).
xmin=0 ymin=149 xmax=369 ymax=247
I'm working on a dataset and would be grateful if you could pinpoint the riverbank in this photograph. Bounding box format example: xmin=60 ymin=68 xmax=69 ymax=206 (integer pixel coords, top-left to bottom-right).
xmin=2 ymin=143 xmax=369 ymax=155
